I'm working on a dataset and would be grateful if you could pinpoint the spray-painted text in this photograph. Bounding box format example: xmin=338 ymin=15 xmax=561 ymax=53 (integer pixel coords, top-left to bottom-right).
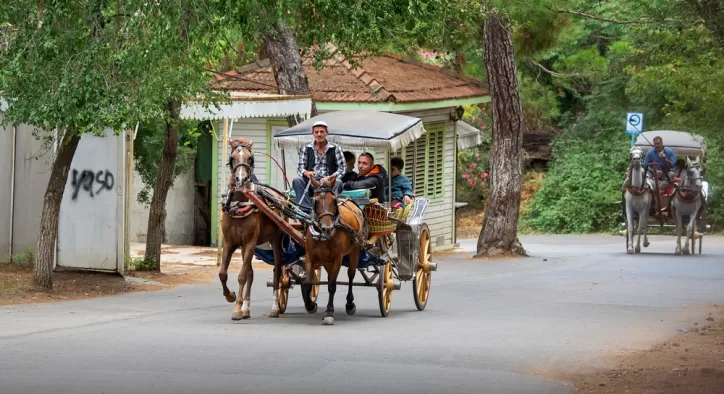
xmin=71 ymin=169 xmax=115 ymax=200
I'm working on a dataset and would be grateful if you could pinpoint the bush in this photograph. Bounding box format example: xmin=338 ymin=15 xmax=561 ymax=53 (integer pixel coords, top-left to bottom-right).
xmin=523 ymin=110 xmax=629 ymax=233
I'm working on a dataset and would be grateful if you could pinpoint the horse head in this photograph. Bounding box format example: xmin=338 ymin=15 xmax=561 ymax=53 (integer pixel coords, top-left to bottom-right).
xmin=228 ymin=138 xmax=255 ymax=190
xmin=684 ymin=156 xmax=703 ymax=190
xmin=629 ymin=146 xmax=644 ymax=167
xmin=310 ymin=175 xmax=339 ymax=239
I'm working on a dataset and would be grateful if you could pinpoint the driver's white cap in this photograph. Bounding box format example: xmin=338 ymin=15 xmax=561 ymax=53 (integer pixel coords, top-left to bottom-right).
xmin=312 ymin=120 xmax=328 ymax=128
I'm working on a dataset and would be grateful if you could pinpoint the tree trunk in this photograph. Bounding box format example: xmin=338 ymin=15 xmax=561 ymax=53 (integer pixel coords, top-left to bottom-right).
xmin=261 ymin=22 xmax=318 ymax=126
xmin=144 ymin=99 xmax=181 ymax=270
xmin=475 ymin=10 xmax=527 ymax=258
xmin=34 ymin=131 xmax=81 ymax=288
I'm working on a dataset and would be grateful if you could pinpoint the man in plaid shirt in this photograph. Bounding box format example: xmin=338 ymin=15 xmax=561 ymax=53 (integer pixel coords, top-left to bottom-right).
xmin=292 ymin=120 xmax=345 ymax=209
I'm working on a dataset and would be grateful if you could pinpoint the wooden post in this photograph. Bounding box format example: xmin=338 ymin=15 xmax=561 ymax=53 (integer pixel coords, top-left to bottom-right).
xmin=217 ymin=118 xmax=228 ymax=266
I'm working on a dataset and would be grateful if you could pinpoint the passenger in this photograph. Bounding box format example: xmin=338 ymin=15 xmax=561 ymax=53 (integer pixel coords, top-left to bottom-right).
xmin=341 ymin=151 xmax=358 ymax=183
xmin=343 ymin=152 xmax=387 ymax=203
xmin=389 ymin=157 xmax=414 ymax=209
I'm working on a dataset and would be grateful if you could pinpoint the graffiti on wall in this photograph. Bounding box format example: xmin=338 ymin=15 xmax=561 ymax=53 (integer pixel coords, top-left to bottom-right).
xmin=70 ymin=169 xmax=115 ymax=200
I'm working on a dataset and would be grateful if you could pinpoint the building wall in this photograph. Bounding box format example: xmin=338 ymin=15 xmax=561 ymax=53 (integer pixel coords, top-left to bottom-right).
xmin=399 ymin=108 xmax=456 ymax=250
xmin=129 ymin=159 xmax=196 ymax=245
xmin=210 ymin=109 xmax=457 ymax=250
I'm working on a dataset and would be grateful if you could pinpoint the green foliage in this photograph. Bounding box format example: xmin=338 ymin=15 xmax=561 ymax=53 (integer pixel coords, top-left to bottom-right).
xmin=9 ymin=248 xmax=34 ymax=266
xmin=133 ymin=120 xmax=206 ymax=205
xmin=124 ymin=255 xmax=158 ymax=272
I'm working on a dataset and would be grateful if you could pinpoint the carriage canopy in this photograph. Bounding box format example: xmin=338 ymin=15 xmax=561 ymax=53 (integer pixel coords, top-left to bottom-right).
xmin=634 ymin=130 xmax=706 ymax=158
xmin=272 ymin=110 xmax=426 ymax=152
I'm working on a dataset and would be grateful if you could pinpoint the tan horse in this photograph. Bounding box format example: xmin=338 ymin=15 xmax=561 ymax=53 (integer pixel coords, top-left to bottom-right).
xmin=219 ymin=138 xmax=286 ymax=320
xmin=303 ymin=175 xmax=364 ymax=325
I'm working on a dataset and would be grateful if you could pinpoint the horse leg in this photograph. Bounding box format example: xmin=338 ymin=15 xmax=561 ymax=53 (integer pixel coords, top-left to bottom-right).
xmin=302 ymin=250 xmax=317 ymax=313
xmin=684 ymin=213 xmax=696 ymax=255
xmin=219 ymin=243 xmax=238 ymax=302
xmin=626 ymin=196 xmax=634 ymax=254
xmin=240 ymin=245 xmax=255 ymax=318
xmin=269 ymin=233 xmax=283 ymax=318
xmin=346 ymin=246 xmax=360 ymax=316
xmin=641 ymin=198 xmax=650 ymax=250
xmin=322 ymin=260 xmax=342 ymax=326
xmin=635 ymin=212 xmax=642 ymax=254
xmin=674 ymin=203 xmax=683 ymax=256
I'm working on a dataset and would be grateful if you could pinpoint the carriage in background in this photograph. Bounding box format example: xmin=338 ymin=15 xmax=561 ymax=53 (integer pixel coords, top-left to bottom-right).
xmin=619 ymin=130 xmax=711 ymax=253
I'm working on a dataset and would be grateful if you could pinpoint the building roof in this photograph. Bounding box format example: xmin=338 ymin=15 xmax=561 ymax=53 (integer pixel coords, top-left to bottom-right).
xmin=209 ymin=49 xmax=488 ymax=104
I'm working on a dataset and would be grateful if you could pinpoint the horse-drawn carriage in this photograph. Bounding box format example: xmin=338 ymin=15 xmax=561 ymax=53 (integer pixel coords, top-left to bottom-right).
xmin=620 ymin=130 xmax=711 ymax=255
xmin=218 ymin=111 xmax=437 ymax=324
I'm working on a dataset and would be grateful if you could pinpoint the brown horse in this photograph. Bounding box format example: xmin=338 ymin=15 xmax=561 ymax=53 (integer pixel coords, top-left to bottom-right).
xmin=219 ymin=138 xmax=285 ymax=320
xmin=303 ymin=175 xmax=364 ymax=325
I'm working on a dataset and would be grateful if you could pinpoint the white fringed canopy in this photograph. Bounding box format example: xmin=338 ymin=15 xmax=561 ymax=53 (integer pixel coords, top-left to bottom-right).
xmin=273 ymin=110 xmax=426 ymax=153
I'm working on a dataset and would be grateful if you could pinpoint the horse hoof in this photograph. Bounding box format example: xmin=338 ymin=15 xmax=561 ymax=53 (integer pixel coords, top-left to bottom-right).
xmin=627 ymin=248 xmax=634 ymax=255
xmin=643 ymin=241 xmax=650 ymax=248
xmin=322 ymin=316 xmax=335 ymax=325
xmin=635 ymin=245 xmax=641 ymax=254
xmin=269 ymin=308 xmax=280 ymax=318
xmin=675 ymin=249 xmax=682 ymax=256
xmin=346 ymin=304 xmax=356 ymax=316
xmin=231 ymin=310 xmax=244 ymax=321
xmin=306 ymin=303 xmax=318 ymax=314
xmin=225 ymin=292 xmax=237 ymax=303
xmin=683 ymin=248 xmax=690 ymax=256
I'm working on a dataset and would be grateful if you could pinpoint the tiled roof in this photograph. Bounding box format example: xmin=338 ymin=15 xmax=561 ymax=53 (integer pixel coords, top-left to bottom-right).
xmin=210 ymin=49 xmax=489 ymax=104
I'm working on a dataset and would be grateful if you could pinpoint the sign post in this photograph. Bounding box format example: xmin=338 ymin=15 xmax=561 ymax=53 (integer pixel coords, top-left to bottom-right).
xmin=626 ymin=112 xmax=643 ymax=145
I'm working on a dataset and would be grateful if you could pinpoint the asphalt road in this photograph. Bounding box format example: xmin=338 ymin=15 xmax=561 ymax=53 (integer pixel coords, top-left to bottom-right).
xmin=1 ymin=234 xmax=723 ymax=394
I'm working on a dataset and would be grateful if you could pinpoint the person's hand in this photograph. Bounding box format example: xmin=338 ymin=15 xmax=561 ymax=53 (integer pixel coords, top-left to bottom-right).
xmin=658 ymin=151 xmax=666 ymax=159
xmin=656 ymin=170 xmax=663 ymax=176
xmin=304 ymin=170 xmax=316 ymax=178
xmin=403 ymin=195 xmax=412 ymax=205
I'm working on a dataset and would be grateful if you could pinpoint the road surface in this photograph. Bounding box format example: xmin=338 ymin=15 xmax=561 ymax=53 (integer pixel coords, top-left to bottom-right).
xmin=1 ymin=235 xmax=723 ymax=394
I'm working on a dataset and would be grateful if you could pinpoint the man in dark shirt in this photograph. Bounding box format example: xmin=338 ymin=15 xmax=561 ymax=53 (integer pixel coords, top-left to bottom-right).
xmin=343 ymin=152 xmax=387 ymax=203
xmin=292 ymin=121 xmax=345 ymax=209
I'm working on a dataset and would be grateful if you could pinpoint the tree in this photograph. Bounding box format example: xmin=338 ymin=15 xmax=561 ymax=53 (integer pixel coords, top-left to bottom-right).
xmin=475 ymin=3 xmax=527 ymax=257
xmin=261 ymin=22 xmax=318 ymax=125
xmin=0 ymin=1 xmax=229 ymax=285
xmin=0 ymin=2 xmax=149 ymax=288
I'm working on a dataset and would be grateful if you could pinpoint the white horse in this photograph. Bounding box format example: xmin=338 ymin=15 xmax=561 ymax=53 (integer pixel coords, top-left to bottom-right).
xmin=624 ymin=147 xmax=653 ymax=254
xmin=672 ymin=156 xmax=704 ymax=255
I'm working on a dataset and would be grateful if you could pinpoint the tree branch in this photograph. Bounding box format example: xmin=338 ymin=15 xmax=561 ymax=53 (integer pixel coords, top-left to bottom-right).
xmin=527 ymin=59 xmax=582 ymax=78
xmin=548 ymin=6 xmax=677 ymax=24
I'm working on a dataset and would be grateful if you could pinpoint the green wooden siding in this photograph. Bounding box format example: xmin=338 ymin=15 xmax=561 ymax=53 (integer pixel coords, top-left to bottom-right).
xmin=392 ymin=122 xmax=445 ymax=200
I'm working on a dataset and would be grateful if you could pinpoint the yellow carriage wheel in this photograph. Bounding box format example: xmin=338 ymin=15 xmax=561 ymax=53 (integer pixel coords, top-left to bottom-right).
xmin=377 ymin=259 xmax=393 ymax=317
xmin=413 ymin=225 xmax=432 ymax=311
xmin=278 ymin=273 xmax=290 ymax=314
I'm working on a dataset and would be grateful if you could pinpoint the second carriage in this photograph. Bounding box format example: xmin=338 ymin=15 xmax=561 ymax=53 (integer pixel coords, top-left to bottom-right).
xmin=248 ymin=111 xmax=438 ymax=317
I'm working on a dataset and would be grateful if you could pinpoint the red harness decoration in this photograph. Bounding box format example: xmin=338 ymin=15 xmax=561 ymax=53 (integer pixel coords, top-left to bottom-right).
xmin=626 ymin=186 xmax=649 ymax=196
xmin=677 ymin=190 xmax=699 ymax=201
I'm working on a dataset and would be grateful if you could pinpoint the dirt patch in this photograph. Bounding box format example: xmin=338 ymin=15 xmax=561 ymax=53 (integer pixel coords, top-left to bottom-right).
xmin=0 ymin=260 xmax=268 ymax=306
xmin=456 ymin=172 xmax=543 ymax=240
xmin=553 ymin=309 xmax=724 ymax=393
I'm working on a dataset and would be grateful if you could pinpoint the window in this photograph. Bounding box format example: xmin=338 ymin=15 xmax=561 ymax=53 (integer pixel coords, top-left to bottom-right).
xmin=392 ymin=123 xmax=445 ymax=199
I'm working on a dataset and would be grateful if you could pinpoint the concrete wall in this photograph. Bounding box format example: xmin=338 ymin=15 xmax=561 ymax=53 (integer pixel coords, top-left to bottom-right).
xmin=129 ymin=154 xmax=196 ymax=245
xmin=0 ymin=116 xmax=54 ymax=263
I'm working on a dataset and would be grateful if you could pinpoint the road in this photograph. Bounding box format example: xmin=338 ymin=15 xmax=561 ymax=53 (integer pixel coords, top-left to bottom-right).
xmin=1 ymin=235 xmax=723 ymax=394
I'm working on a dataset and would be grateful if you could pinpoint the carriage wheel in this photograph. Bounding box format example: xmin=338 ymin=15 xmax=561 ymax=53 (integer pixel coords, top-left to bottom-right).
xmin=310 ymin=266 xmax=322 ymax=303
xmin=377 ymin=260 xmax=393 ymax=317
xmin=413 ymin=226 xmax=432 ymax=311
xmin=278 ymin=273 xmax=290 ymax=314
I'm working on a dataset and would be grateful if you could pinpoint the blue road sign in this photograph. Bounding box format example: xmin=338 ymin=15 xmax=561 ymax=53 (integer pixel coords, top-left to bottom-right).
xmin=626 ymin=112 xmax=643 ymax=135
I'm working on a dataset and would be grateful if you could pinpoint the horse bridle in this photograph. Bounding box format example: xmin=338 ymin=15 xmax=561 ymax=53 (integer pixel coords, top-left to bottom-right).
xmin=229 ymin=144 xmax=255 ymax=181
xmin=311 ymin=184 xmax=340 ymax=230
